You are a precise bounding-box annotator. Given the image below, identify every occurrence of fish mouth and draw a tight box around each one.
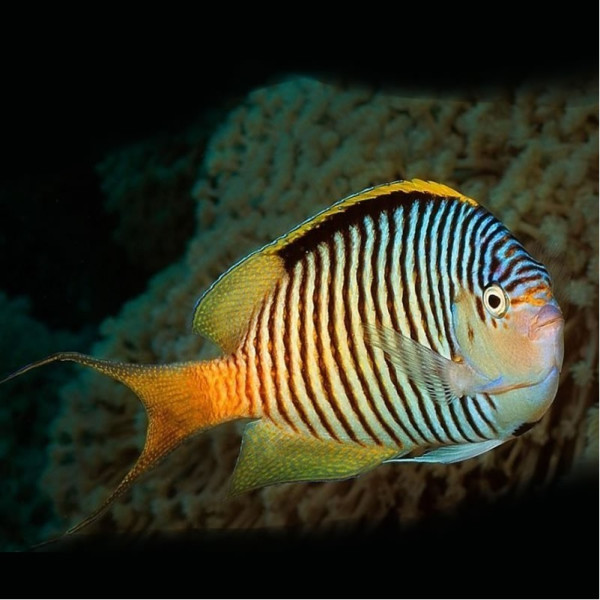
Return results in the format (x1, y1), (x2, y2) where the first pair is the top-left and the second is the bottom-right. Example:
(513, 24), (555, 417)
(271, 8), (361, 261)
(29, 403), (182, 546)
(529, 304), (565, 369)
(529, 304), (564, 340)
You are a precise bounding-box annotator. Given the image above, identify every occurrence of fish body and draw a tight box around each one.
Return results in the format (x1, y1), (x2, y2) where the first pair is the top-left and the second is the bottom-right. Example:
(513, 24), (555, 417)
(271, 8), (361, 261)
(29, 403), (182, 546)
(3, 179), (564, 534)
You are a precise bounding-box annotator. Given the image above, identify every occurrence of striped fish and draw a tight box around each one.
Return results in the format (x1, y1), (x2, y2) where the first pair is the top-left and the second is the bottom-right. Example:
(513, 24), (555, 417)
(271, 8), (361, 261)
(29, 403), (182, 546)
(3, 179), (564, 535)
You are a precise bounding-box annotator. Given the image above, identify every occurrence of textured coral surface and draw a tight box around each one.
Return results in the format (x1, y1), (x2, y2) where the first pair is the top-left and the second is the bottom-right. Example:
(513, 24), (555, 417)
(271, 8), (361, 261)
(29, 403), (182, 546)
(36, 77), (598, 543)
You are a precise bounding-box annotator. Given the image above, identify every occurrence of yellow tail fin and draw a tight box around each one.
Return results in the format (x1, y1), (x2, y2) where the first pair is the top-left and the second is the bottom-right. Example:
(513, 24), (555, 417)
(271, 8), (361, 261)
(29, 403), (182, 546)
(2, 352), (232, 537)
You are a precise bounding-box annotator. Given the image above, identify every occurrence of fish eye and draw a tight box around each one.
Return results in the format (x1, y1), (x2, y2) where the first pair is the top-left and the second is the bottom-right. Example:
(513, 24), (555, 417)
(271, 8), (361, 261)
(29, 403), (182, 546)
(483, 283), (509, 318)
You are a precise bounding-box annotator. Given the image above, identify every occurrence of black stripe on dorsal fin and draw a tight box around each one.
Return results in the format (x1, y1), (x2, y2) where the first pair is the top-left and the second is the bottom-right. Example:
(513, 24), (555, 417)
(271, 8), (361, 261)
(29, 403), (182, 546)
(273, 180), (475, 269)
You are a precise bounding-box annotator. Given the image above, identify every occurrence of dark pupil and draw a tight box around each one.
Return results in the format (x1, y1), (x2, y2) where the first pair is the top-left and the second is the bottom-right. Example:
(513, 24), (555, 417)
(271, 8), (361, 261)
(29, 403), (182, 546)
(488, 293), (501, 309)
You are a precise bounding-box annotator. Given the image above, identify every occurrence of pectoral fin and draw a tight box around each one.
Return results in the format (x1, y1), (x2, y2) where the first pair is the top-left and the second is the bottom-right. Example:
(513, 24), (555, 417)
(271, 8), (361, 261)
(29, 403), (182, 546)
(363, 322), (495, 403)
(229, 420), (398, 495)
(385, 439), (505, 464)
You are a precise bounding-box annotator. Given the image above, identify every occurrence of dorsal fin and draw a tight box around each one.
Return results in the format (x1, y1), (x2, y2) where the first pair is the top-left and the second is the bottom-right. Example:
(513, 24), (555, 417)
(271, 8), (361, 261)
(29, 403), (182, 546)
(274, 179), (475, 250)
(192, 250), (285, 353)
(192, 179), (474, 354)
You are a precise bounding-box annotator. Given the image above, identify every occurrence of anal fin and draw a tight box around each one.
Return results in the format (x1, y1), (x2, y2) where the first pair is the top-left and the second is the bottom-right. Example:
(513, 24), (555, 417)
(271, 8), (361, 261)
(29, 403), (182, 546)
(385, 439), (505, 465)
(229, 420), (399, 495)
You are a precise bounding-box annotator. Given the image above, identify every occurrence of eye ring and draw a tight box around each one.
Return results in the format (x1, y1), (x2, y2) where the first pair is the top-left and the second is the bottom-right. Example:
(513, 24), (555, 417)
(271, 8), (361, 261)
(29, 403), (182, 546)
(483, 283), (509, 318)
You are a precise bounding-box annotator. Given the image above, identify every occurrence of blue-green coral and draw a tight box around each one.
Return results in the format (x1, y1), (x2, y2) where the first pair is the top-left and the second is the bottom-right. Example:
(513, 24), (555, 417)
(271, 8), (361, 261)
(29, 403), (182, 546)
(34, 77), (599, 538)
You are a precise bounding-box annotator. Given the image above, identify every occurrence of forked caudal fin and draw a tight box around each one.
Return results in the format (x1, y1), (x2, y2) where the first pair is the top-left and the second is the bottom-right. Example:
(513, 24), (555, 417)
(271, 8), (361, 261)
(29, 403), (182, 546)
(1, 352), (234, 537)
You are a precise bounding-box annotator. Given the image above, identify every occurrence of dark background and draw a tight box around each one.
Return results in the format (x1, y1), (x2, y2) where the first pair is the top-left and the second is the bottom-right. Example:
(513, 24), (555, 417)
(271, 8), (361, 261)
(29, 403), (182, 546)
(0, 47), (597, 595)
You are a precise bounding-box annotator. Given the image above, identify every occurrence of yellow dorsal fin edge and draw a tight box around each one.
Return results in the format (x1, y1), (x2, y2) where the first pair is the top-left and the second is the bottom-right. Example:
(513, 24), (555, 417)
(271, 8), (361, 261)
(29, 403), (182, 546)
(267, 179), (477, 252)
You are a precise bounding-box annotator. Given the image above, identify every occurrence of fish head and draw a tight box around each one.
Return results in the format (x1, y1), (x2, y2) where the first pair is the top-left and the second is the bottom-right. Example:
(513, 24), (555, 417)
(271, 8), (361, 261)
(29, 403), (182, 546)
(452, 271), (564, 427)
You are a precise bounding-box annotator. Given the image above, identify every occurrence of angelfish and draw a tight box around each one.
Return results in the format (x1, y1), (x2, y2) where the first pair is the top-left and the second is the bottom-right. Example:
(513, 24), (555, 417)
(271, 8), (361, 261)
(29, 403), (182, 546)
(3, 179), (565, 535)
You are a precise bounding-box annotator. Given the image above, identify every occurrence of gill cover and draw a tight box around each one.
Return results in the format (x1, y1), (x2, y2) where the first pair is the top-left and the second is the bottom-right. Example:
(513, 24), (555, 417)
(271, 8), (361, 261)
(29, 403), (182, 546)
(453, 290), (525, 383)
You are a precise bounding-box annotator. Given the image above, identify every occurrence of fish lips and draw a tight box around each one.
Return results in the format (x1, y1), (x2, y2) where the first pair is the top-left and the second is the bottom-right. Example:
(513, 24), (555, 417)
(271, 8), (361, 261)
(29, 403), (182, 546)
(528, 304), (564, 340)
(527, 303), (565, 373)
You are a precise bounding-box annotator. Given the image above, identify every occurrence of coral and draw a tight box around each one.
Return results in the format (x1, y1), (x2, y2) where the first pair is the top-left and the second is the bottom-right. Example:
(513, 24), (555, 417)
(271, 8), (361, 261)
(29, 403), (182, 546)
(40, 77), (598, 540)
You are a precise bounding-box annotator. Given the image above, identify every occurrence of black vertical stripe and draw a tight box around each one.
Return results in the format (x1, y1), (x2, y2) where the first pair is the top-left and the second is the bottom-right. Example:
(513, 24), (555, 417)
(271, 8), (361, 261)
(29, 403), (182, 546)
(460, 205), (486, 295)
(423, 203), (446, 353)
(371, 214), (421, 446)
(240, 316), (255, 417)
(340, 228), (384, 444)
(302, 254), (340, 442)
(437, 201), (457, 338)
(269, 281), (299, 433)
(232, 345), (245, 411)
(448, 203), (471, 328)
(466, 211), (494, 294)
(384, 208), (429, 443)
(454, 202), (469, 289)
(449, 202), (471, 297)
(255, 299), (270, 421)
(351, 223), (404, 448)
(472, 395), (499, 435)
(414, 201), (463, 444)
(483, 394), (498, 411)
(283, 265), (319, 438)
(314, 244), (361, 444)
(397, 206), (444, 444)
(435, 199), (457, 356)
(434, 403), (460, 444)
(414, 203), (466, 443)
(411, 200), (437, 351)
(330, 234), (380, 445)
(448, 402), (477, 443)
(477, 221), (504, 290)
(481, 228), (507, 285)
(459, 397), (486, 439)
(456, 206), (476, 288)
(399, 205), (422, 344)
